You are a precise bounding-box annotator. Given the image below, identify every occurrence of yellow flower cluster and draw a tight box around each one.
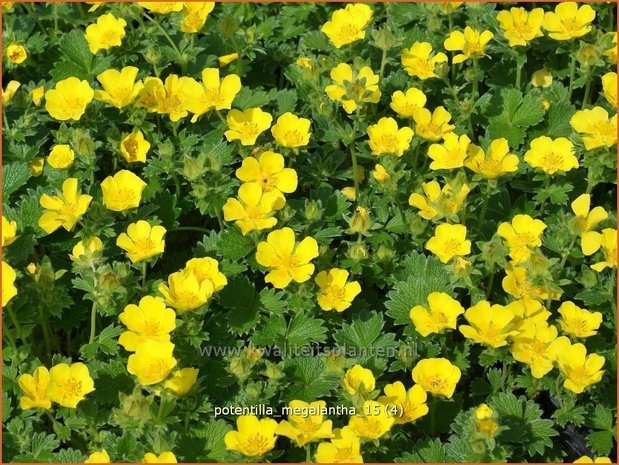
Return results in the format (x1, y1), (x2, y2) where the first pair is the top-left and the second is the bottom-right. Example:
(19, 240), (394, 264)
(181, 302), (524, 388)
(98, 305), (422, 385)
(18, 363), (94, 409)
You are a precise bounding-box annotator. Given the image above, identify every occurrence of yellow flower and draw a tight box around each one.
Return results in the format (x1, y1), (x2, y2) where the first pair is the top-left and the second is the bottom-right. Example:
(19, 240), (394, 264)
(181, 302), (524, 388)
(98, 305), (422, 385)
(556, 342), (604, 394)
(367, 117), (414, 156)
(29, 157), (45, 176)
(236, 150), (298, 198)
(255, 227), (319, 289)
(390, 88), (427, 118)
(181, 2), (215, 33)
(47, 363), (95, 408)
(372, 164), (390, 183)
(163, 368), (199, 396)
(502, 264), (557, 302)
(588, 228), (617, 272)
(413, 106), (455, 141)
(570, 107), (617, 150)
(571, 194), (608, 254)
(410, 291), (464, 337)
(85, 450), (110, 463)
(223, 183), (284, 235)
(408, 179), (470, 220)
(320, 3), (373, 49)
(38, 178), (93, 234)
(224, 415), (279, 457)
(315, 268), (361, 312)
(524, 136), (579, 175)
(601, 72), (617, 108)
(531, 68), (553, 88)
(444, 27), (494, 63)
(158, 75), (189, 121)
(179, 68), (241, 121)
(315, 427), (363, 464)
(6, 43), (27, 64)
(342, 364), (375, 395)
(120, 130), (151, 163)
(94, 67), (143, 109)
(69, 236), (103, 263)
(138, 2), (184, 14)
(295, 57), (313, 71)
(48, 144), (75, 169)
(135, 77), (164, 112)
(101, 170), (147, 212)
(84, 13), (127, 54)
(225, 107), (273, 146)
(184, 257), (227, 292)
(412, 358), (461, 398)
(428, 133), (473, 170)
(543, 2), (595, 41)
(116, 220), (166, 263)
(2, 215), (17, 247)
(2, 80), (20, 105)
(30, 85), (44, 106)
(142, 452), (177, 463)
(325, 63), (381, 114)
(401, 42), (448, 80)
(271, 112), (312, 148)
(511, 321), (570, 378)
(603, 32), (617, 63)
(17, 367), (51, 410)
(496, 7), (544, 47)
(459, 301), (518, 348)
(340, 187), (357, 201)
(574, 456), (612, 463)
(276, 400), (334, 447)
(558, 301), (602, 338)
(474, 404), (499, 437)
(348, 401), (394, 440)
(218, 52), (239, 67)
(507, 298), (551, 327)
(497, 214), (547, 263)
(465, 138), (519, 179)
(127, 340), (177, 385)
(45, 77), (94, 121)
(378, 382), (428, 424)
(118, 296), (176, 352)
(439, 2), (463, 13)
(426, 223), (471, 263)
(157, 268), (213, 312)
(2, 2), (13, 11)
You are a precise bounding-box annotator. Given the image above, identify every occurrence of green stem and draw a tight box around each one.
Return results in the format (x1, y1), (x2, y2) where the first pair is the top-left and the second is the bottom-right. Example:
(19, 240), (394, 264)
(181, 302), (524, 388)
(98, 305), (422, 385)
(448, 14), (456, 83)
(515, 60), (522, 89)
(7, 306), (23, 338)
(350, 109), (361, 201)
(38, 306), (52, 359)
(378, 48), (388, 81)
(88, 302), (97, 344)
(559, 236), (577, 271)
(478, 182), (492, 225)
(412, 144), (421, 170)
(485, 272), (495, 300)
(141, 262), (148, 288)
(582, 71), (592, 109)
(173, 173), (181, 198)
(305, 444), (312, 463)
(169, 226), (211, 234)
(567, 52), (577, 101)
(3, 111), (10, 134)
(3, 328), (18, 355)
(144, 13), (186, 72)
(215, 109), (227, 125)
(429, 397), (436, 436)
(214, 208), (224, 230)
(539, 176), (551, 216)
(472, 57), (479, 99)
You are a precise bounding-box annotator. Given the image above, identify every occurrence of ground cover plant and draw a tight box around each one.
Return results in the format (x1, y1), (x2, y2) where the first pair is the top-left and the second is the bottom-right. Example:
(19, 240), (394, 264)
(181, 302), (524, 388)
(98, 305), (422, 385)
(1, 1), (618, 463)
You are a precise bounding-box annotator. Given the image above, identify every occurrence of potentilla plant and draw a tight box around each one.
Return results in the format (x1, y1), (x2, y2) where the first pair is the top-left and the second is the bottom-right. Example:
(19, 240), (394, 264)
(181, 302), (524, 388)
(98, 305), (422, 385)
(1, 1), (617, 463)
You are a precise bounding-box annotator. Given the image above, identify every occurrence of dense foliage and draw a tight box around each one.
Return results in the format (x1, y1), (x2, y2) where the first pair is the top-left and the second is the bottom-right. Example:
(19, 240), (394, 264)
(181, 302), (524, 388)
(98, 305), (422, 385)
(2, 1), (617, 463)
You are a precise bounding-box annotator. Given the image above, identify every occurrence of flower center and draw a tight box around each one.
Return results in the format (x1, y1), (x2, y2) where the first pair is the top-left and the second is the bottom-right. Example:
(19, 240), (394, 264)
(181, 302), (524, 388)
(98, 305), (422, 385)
(242, 434), (271, 456)
(59, 377), (82, 398)
(123, 139), (139, 160)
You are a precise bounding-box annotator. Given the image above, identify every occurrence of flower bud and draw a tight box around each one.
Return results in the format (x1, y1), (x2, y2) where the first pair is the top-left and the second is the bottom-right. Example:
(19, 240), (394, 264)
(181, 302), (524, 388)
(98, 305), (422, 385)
(305, 200), (321, 221)
(347, 207), (372, 235)
(348, 244), (368, 261)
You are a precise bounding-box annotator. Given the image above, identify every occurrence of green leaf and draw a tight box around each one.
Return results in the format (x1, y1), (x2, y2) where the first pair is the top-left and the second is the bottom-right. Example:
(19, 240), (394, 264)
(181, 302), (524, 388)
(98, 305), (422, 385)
(219, 276), (259, 334)
(233, 87), (271, 110)
(286, 312), (327, 347)
(491, 392), (558, 457)
(300, 30), (331, 51)
(258, 288), (287, 314)
(334, 311), (397, 354)
(195, 420), (233, 461)
(57, 30), (93, 76)
(396, 439), (446, 462)
(386, 252), (451, 325)
(217, 229), (254, 261)
(284, 357), (339, 401)
(512, 92), (545, 127)
(588, 404), (614, 430)
(586, 430), (615, 456)
(2, 162), (31, 199)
